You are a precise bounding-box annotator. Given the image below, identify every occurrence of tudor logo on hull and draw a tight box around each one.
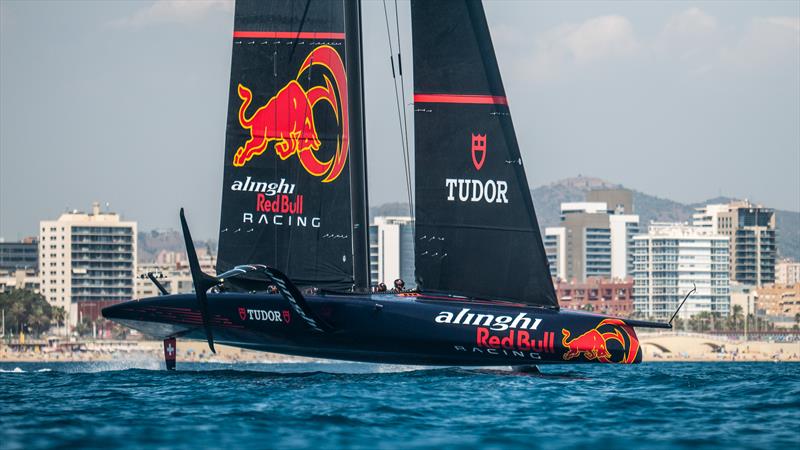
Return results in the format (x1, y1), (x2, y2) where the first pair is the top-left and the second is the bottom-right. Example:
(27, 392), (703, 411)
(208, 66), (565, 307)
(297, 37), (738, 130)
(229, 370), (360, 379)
(240, 308), (291, 324)
(435, 308), (542, 331)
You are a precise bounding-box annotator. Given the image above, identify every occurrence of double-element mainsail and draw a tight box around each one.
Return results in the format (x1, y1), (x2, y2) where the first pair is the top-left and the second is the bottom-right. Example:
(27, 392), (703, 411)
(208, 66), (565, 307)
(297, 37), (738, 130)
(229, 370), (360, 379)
(217, 0), (368, 291)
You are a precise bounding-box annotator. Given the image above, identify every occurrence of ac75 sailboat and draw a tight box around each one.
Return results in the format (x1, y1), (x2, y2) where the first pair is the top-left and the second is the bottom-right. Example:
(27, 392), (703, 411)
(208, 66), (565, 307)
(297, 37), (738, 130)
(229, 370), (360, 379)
(103, 0), (681, 370)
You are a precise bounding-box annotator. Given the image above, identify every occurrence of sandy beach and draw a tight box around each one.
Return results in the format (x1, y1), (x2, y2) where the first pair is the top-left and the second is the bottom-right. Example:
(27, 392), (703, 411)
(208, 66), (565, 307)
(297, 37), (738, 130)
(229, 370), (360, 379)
(0, 339), (314, 364)
(637, 332), (800, 362)
(2, 333), (798, 364)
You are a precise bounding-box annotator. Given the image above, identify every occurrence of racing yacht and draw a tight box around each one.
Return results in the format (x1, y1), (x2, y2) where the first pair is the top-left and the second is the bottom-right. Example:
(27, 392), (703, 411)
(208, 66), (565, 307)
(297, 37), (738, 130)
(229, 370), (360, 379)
(104, 0), (680, 370)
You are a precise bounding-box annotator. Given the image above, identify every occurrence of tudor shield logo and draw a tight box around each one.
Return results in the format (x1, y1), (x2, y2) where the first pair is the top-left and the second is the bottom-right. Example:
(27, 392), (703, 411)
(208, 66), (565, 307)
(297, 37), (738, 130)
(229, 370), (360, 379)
(471, 133), (486, 171)
(238, 307), (247, 321)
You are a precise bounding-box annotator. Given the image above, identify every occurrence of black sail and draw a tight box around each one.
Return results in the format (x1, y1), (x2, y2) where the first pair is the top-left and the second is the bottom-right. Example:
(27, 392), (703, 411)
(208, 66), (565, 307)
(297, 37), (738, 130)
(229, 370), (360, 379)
(217, 0), (357, 290)
(411, 0), (558, 308)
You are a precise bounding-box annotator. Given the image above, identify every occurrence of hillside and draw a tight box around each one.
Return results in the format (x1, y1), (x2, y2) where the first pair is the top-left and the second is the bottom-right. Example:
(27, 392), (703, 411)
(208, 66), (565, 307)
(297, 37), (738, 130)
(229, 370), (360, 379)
(137, 229), (217, 264)
(774, 210), (800, 261)
(370, 176), (800, 261)
(532, 176), (799, 261)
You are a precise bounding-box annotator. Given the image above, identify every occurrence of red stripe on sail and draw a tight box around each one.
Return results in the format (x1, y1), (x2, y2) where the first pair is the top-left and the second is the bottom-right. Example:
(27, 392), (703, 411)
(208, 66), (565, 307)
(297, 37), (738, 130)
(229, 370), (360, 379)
(233, 31), (345, 40)
(414, 93), (508, 105)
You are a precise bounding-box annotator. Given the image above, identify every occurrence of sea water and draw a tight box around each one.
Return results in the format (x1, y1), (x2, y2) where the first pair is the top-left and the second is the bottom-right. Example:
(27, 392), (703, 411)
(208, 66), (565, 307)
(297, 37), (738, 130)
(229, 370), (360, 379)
(1, 362), (798, 449)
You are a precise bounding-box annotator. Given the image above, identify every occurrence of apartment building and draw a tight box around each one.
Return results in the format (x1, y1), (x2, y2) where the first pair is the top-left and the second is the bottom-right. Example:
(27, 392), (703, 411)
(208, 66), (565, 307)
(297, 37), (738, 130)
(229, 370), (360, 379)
(633, 223), (730, 319)
(39, 202), (136, 326)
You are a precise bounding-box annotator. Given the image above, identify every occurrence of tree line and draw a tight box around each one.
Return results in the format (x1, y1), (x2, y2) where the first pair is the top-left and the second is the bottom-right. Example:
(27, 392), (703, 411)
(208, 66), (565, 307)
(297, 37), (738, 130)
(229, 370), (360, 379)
(0, 289), (65, 337)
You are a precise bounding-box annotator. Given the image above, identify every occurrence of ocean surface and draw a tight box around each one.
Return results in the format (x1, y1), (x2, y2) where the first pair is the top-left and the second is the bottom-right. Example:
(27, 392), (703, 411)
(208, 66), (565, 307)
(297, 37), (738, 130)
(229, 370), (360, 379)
(1, 361), (798, 449)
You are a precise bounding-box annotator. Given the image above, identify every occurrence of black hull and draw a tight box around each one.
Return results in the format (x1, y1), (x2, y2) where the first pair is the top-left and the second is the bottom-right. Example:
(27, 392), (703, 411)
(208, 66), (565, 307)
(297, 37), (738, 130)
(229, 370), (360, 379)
(103, 292), (642, 366)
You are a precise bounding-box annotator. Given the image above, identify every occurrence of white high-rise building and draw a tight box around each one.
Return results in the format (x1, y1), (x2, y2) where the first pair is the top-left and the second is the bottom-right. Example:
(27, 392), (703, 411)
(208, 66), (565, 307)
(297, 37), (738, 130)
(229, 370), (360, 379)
(369, 216), (415, 289)
(609, 214), (640, 279)
(633, 223), (730, 320)
(544, 190), (639, 282)
(693, 201), (776, 286)
(39, 202), (136, 327)
(544, 227), (566, 279)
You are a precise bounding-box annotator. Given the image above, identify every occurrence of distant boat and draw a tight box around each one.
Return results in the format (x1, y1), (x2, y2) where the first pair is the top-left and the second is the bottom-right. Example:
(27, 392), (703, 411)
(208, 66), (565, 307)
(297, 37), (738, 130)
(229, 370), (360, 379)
(104, 0), (678, 370)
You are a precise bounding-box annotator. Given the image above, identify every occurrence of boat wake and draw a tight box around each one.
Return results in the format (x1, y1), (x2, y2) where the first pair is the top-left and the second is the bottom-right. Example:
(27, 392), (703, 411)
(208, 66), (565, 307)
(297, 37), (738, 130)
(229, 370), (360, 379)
(1, 361), (589, 381)
(0, 367), (52, 373)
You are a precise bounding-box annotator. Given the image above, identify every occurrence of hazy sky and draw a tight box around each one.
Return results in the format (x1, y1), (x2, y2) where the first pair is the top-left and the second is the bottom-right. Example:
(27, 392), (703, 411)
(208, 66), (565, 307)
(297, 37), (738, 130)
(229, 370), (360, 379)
(1, 0), (798, 241)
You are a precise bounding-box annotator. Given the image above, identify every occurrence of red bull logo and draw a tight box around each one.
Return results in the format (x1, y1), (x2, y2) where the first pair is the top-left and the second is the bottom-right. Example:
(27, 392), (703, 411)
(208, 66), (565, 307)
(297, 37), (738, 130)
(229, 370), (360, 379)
(476, 328), (556, 353)
(233, 45), (348, 183)
(561, 318), (640, 364)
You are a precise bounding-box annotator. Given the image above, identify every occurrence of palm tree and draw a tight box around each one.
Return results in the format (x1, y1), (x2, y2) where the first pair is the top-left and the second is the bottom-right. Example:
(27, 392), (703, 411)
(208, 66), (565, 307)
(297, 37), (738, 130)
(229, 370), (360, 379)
(74, 318), (92, 337)
(694, 312), (712, 333)
(731, 305), (744, 331)
(711, 312), (724, 332)
(0, 289), (56, 336)
(52, 307), (66, 334)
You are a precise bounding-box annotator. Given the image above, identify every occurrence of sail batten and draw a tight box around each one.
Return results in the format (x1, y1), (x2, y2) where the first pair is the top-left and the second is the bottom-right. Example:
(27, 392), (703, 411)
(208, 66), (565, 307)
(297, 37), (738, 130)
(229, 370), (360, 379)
(411, 0), (558, 308)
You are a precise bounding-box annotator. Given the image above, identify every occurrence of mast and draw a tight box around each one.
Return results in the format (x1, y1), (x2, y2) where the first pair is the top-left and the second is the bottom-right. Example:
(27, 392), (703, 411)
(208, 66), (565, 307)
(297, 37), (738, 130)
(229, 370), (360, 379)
(344, 0), (370, 290)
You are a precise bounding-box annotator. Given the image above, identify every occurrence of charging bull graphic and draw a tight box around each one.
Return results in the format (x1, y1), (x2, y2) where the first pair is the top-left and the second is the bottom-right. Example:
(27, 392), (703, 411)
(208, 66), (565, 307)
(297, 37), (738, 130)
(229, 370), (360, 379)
(562, 318), (640, 364)
(233, 45), (348, 183)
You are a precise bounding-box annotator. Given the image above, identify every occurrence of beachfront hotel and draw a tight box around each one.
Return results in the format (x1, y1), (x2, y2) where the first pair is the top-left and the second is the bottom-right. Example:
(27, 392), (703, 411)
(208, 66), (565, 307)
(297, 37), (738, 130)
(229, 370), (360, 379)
(633, 223), (731, 320)
(39, 202), (136, 328)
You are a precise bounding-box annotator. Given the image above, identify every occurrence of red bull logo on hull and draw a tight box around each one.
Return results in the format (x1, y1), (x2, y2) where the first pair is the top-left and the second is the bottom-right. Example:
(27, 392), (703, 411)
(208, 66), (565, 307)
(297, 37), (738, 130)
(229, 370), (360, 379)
(233, 45), (348, 183)
(561, 318), (641, 364)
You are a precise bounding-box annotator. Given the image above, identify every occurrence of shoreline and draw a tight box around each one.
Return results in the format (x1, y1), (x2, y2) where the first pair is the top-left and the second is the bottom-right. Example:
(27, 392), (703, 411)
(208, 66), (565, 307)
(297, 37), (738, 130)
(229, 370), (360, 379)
(637, 333), (800, 362)
(2, 334), (798, 364)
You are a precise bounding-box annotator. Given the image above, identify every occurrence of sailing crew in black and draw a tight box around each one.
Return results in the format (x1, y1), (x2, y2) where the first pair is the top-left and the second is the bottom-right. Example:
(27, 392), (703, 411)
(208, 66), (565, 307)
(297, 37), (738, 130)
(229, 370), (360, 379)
(393, 279), (405, 292)
(376, 283), (387, 292)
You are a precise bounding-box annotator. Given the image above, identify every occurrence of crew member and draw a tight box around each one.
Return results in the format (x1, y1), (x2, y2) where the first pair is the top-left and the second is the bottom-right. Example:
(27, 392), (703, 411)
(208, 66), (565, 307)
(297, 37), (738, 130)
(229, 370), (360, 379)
(376, 282), (387, 292)
(393, 279), (405, 292)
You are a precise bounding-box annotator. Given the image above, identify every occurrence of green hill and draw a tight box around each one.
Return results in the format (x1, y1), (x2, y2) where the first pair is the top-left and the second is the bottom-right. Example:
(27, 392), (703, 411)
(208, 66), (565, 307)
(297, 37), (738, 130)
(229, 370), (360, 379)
(531, 176), (799, 261)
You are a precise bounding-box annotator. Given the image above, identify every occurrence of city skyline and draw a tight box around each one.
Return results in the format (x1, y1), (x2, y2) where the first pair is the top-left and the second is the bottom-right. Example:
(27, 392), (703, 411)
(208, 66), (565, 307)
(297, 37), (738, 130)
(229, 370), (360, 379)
(1, 0), (799, 241)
